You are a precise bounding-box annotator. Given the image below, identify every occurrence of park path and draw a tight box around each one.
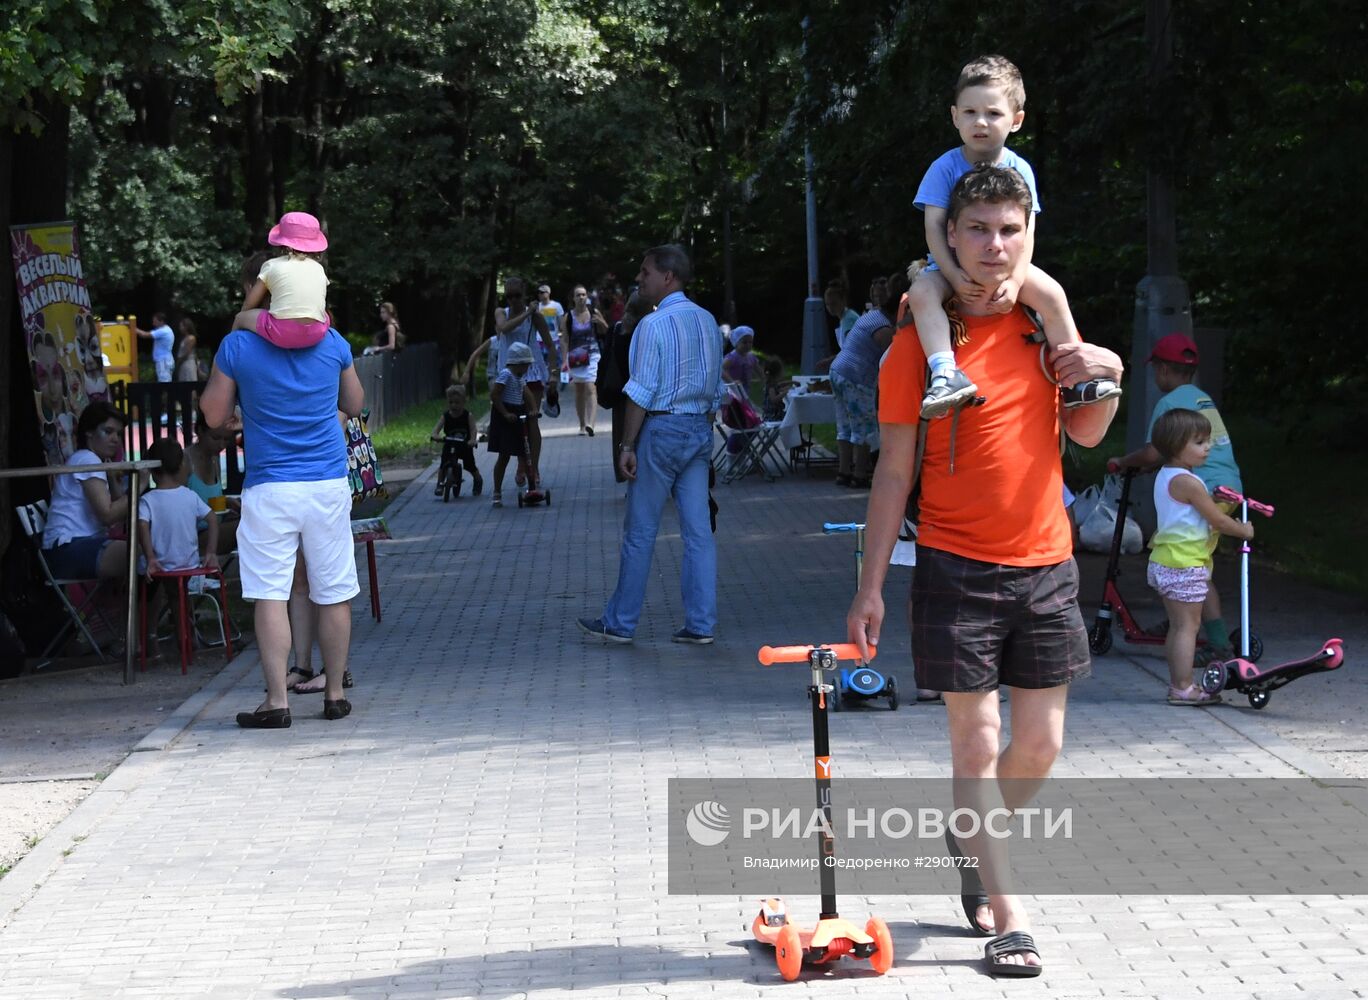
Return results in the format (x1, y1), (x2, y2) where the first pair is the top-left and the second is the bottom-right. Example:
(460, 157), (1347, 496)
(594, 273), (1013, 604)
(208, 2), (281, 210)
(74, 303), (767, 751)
(0, 408), (1364, 1000)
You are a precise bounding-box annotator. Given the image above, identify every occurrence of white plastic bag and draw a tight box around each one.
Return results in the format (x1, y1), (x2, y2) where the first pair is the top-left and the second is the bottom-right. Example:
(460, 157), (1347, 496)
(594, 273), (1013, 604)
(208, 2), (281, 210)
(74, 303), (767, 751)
(1077, 474), (1143, 555)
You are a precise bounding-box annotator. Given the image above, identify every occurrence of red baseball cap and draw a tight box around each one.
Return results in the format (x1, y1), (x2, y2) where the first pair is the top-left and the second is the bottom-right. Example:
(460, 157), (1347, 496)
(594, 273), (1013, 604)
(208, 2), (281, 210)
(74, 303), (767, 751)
(1148, 332), (1199, 365)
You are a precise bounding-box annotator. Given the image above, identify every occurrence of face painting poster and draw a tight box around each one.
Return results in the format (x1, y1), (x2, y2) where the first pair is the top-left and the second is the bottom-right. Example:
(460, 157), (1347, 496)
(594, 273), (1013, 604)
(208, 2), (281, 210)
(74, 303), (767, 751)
(10, 221), (107, 467)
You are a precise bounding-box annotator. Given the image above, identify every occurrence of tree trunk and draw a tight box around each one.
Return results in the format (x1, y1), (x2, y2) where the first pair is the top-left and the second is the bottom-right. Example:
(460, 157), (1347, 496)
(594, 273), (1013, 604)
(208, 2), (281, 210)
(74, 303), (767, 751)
(243, 88), (273, 242)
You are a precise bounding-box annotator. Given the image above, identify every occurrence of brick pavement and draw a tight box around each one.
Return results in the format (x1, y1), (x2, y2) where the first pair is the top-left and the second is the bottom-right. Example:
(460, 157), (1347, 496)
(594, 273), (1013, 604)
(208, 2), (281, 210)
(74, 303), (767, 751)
(0, 410), (1365, 999)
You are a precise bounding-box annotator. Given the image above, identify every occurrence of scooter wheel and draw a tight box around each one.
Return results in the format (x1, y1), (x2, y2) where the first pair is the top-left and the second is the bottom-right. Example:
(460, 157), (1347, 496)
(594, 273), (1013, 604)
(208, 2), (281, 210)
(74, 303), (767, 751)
(830, 682), (843, 713)
(885, 676), (899, 711)
(517, 494), (525, 508)
(1200, 662), (1227, 695)
(776, 924), (803, 981)
(545, 489), (551, 506)
(1088, 622), (1113, 656)
(1248, 689), (1270, 710)
(1229, 630), (1264, 663)
(866, 916), (894, 975)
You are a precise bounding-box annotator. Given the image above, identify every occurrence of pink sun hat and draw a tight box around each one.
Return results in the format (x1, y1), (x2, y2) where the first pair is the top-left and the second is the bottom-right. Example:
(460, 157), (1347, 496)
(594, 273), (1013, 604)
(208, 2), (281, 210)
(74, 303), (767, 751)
(268, 211), (329, 253)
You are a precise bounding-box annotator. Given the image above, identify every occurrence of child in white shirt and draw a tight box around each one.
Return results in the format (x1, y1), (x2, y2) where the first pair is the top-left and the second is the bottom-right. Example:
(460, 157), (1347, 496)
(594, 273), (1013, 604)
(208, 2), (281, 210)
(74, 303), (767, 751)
(138, 438), (218, 659)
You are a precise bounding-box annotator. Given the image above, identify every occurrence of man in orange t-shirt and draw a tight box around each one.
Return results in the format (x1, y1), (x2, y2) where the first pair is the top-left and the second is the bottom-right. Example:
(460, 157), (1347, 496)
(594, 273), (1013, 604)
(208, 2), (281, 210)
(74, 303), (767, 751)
(847, 163), (1122, 974)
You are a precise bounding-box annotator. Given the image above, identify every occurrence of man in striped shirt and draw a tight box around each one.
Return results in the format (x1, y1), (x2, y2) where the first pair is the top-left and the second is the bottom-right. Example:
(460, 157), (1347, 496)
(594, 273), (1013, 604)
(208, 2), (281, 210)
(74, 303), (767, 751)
(579, 244), (724, 645)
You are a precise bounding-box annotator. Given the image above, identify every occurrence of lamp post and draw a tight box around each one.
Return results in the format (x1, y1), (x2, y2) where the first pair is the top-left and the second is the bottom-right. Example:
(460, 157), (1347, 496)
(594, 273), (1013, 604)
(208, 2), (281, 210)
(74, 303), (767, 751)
(799, 16), (827, 374)
(1128, 0), (1192, 452)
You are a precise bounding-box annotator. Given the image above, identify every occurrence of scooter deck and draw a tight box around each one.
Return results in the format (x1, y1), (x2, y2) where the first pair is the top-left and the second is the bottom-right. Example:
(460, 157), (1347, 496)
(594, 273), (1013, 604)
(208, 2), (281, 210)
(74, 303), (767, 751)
(1204, 639), (1344, 706)
(753, 914), (876, 959)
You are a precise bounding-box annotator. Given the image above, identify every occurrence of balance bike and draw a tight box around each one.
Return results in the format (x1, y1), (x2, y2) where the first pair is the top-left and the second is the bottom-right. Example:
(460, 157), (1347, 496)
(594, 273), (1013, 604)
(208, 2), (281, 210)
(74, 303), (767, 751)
(1088, 467), (1261, 661)
(821, 523), (898, 710)
(1198, 487), (1346, 709)
(438, 435), (466, 502)
(515, 415), (550, 508)
(751, 643), (895, 981)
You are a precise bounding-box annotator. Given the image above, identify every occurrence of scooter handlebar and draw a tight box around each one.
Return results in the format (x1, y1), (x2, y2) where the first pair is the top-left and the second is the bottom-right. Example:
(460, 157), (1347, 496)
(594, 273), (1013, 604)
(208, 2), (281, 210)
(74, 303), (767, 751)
(822, 522), (864, 534)
(1212, 485), (1274, 517)
(758, 643), (873, 665)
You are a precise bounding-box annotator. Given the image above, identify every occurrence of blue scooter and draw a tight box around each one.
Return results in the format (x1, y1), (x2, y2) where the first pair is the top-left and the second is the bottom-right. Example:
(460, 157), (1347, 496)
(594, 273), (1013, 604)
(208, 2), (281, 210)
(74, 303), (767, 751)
(822, 522), (898, 711)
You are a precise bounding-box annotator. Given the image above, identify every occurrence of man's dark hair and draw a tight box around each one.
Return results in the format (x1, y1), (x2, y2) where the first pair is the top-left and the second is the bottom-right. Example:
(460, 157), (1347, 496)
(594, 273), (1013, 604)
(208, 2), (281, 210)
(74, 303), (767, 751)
(144, 437), (185, 478)
(240, 251), (273, 290)
(948, 161), (1034, 224)
(75, 400), (127, 448)
(151, 311), (167, 326)
(644, 244), (693, 286)
(1151, 408), (1211, 462)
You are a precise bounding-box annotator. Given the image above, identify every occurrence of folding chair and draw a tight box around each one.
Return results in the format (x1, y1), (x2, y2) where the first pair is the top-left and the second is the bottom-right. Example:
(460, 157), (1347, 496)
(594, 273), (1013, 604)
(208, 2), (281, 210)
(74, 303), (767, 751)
(15, 501), (118, 667)
(713, 383), (786, 483)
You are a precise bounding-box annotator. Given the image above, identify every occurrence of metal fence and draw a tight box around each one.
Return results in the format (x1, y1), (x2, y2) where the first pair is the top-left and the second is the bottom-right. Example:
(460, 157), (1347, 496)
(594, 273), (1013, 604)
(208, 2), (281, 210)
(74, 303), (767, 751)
(353, 343), (444, 431)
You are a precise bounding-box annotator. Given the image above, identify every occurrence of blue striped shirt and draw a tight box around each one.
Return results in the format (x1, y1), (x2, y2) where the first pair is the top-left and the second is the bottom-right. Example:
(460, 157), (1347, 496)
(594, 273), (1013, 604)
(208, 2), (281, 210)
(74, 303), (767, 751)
(495, 367), (527, 405)
(625, 291), (724, 414)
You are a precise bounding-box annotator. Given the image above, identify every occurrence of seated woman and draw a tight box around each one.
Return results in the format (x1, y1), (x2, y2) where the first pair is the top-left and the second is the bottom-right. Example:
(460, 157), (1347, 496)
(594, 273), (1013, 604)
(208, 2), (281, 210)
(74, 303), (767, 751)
(184, 411), (242, 554)
(42, 401), (130, 580)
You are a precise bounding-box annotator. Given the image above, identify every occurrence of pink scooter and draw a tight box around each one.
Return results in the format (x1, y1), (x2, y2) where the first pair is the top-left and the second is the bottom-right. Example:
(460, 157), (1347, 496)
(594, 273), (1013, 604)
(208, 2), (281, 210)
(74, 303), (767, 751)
(1198, 486), (1346, 709)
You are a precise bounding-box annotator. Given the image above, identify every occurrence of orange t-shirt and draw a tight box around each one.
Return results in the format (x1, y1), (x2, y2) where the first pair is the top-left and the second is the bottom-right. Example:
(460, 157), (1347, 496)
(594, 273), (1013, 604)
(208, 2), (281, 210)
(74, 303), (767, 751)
(880, 303), (1071, 567)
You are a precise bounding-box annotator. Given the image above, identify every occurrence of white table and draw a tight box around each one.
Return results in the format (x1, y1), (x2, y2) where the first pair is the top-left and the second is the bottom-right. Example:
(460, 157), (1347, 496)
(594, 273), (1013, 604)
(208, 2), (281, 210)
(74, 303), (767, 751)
(778, 386), (880, 455)
(778, 390), (836, 450)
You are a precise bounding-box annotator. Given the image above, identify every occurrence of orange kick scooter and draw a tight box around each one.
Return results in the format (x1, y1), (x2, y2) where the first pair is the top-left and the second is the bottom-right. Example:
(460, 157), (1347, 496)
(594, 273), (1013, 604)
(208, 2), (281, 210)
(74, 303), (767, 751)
(751, 643), (895, 981)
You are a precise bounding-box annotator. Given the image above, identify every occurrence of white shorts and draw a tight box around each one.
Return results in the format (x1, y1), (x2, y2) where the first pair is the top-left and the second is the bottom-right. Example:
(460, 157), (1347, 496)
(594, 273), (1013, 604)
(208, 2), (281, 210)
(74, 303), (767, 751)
(155, 357), (174, 382)
(238, 478), (359, 604)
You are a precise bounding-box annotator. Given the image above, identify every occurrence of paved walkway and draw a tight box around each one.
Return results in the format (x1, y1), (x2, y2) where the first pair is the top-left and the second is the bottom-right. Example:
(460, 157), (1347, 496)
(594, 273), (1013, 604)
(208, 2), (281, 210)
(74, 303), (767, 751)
(1, 410), (1365, 999)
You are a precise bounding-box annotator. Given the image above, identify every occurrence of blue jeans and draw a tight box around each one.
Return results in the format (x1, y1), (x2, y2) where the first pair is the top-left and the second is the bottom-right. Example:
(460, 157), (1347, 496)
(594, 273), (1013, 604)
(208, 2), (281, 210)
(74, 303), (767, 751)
(602, 413), (716, 636)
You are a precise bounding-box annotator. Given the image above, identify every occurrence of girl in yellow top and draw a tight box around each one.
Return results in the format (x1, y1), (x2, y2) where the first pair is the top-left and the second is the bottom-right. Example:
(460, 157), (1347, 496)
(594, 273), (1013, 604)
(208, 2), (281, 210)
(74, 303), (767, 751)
(232, 212), (331, 348)
(1147, 408), (1254, 706)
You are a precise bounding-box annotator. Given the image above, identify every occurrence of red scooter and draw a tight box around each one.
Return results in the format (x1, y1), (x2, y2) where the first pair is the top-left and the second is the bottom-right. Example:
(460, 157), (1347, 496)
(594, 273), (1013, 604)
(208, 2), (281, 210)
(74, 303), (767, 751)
(515, 415), (550, 508)
(1088, 468), (1261, 661)
(1197, 487), (1346, 709)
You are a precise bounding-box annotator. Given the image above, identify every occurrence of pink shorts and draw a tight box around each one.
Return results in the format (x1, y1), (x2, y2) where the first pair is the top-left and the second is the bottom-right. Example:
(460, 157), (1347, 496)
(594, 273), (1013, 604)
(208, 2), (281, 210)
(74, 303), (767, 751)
(257, 312), (328, 349)
(1147, 562), (1209, 603)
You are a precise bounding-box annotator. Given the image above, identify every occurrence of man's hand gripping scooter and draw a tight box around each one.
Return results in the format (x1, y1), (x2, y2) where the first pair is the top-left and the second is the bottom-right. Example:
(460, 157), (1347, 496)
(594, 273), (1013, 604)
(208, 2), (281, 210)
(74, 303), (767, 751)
(750, 643), (895, 981)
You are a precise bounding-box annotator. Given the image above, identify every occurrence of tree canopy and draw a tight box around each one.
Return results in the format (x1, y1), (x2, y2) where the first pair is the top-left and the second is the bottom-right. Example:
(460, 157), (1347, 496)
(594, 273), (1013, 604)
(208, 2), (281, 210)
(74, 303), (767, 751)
(4, 0), (1365, 413)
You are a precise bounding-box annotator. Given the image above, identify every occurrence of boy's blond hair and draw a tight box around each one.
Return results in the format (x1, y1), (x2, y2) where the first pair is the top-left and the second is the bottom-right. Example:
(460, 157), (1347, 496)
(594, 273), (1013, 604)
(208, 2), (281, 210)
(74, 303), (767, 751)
(445, 383), (467, 402)
(955, 54), (1025, 112)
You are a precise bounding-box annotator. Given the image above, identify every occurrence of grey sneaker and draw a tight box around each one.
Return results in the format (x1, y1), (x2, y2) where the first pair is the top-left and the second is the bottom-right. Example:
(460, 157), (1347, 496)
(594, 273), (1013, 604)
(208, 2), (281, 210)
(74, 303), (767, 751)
(1061, 378), (1122, 408)
(671, 628), (715, 645)
(577, 617), (633, 644)
(920, 368), (979, 420)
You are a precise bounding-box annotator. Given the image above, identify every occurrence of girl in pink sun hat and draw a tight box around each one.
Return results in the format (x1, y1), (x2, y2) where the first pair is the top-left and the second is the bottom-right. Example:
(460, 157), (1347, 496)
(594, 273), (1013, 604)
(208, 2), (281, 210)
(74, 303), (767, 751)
(232, 211), (333, 349)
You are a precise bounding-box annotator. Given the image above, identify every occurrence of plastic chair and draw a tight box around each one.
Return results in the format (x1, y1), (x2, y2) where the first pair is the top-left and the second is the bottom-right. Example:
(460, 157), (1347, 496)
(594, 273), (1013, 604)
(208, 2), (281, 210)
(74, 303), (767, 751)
(14, 501), (117, 667)
(139, 566), (232, 673)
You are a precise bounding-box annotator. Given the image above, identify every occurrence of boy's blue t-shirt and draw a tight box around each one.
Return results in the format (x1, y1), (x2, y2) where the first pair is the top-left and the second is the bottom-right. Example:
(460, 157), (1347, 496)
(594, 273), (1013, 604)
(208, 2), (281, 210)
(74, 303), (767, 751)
(1147, 382), (1243, 493)
(215, 329), (353, 489)
(914, 147), (1042, 215)
(150, 324), (175, 362)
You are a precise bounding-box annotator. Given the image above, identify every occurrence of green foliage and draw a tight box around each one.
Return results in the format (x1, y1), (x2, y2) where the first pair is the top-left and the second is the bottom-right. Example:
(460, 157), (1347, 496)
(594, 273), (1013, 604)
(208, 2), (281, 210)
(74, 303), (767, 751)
(370, 395), (489, 462)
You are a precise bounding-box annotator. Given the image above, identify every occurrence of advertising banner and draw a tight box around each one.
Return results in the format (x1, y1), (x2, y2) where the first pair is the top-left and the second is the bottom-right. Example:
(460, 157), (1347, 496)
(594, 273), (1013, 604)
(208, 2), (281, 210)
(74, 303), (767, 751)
(9, 221), (106, 467)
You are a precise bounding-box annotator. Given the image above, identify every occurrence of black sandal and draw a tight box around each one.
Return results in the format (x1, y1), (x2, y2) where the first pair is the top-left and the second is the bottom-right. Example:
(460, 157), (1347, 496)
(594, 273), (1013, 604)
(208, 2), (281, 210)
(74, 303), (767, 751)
(292, 670), (354, 694)
(284, 667), (314, 692)
(323, 698), (352, 721)
(984, 931), (1042, 977)
(945, 828), (994, 936)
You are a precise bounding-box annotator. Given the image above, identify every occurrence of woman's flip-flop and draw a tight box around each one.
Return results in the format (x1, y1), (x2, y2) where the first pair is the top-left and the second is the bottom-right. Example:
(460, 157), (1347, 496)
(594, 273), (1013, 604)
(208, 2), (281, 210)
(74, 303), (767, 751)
(270, 667), (314, 693)
(945, 827), (994, 936)
(984, 931), (1043, 978)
